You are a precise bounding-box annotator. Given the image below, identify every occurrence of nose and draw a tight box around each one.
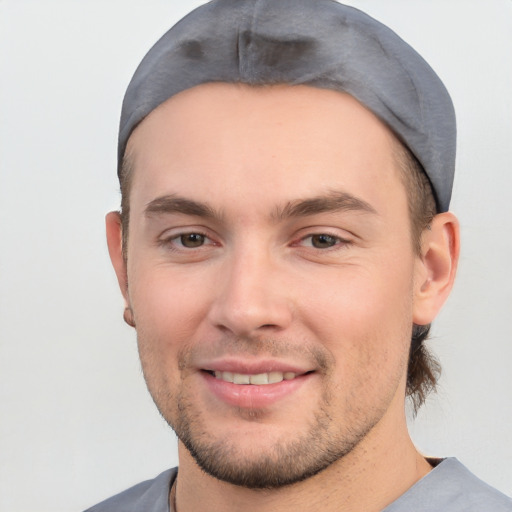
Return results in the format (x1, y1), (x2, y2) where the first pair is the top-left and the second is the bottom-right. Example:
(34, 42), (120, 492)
(208, 247), (293, 337)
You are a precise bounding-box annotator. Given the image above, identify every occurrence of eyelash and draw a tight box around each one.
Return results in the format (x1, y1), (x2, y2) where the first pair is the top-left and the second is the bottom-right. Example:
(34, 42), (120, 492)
(295, 232), (352, 251)
(158, 231), (215, 251)
(158, 230), (351, 254)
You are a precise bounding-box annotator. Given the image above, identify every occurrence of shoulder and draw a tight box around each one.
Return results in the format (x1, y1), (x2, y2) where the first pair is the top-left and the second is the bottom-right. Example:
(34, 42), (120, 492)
(83, 468), (177, 512)
(385, 458), (512, 512)
(441, 459), (512, 510)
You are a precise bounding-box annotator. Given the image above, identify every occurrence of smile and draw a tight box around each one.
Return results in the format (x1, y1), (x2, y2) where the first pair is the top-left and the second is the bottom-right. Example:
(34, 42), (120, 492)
(200, 366), (314, 408)
(213, 371), (298, 385)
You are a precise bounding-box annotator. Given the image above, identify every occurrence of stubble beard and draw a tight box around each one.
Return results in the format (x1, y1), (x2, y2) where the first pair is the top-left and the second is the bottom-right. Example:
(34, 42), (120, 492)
(170, 385), (375, 489)
(139, 335), (389, 490)
(138, 332), (396, 489)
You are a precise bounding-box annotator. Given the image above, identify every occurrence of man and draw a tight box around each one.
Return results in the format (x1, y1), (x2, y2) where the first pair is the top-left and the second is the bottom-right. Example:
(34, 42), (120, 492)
(87, 0), (512, 510)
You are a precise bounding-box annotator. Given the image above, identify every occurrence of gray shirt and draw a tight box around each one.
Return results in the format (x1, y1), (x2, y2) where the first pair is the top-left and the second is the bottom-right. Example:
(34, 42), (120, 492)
(85, 458), (512, 511)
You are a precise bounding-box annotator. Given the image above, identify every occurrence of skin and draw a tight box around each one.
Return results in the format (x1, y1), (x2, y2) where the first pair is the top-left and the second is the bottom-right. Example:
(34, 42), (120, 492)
(107, 83), (459, 512)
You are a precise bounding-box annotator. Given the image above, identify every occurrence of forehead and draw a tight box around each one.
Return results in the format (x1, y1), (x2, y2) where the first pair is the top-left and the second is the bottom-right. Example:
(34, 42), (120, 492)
(126, 83), (407, 220)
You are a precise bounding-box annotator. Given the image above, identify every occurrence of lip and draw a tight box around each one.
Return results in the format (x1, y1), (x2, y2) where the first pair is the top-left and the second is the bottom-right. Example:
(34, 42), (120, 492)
(199, 357), (311, 376)
(198, 358), (315, 409)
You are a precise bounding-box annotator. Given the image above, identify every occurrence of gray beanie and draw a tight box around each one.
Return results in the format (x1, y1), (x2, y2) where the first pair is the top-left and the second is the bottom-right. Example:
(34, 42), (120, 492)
(119, 0), (456, 211)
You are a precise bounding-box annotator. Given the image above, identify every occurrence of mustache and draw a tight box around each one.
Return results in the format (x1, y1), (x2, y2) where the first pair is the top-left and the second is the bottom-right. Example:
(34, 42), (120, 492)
(177, 335), (334, 373)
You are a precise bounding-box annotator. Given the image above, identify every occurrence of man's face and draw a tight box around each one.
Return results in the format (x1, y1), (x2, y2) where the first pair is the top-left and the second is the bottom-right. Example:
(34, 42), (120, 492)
(114, 84), (427, 488)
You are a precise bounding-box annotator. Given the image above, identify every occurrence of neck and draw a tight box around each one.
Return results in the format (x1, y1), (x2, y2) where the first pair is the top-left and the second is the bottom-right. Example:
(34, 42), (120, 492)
(173, 407), (431, 512)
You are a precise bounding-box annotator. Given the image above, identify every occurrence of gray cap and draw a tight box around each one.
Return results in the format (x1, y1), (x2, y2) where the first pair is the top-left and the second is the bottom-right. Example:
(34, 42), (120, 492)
(119, 0), (456, 212)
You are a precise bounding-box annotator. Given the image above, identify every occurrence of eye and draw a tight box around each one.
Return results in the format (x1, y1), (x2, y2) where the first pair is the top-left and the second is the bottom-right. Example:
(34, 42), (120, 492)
(178, 233), (206, 248)
(158, 231), (214, 251)
(297, 233), (349, 250)
(309, 234), (339, 249)
(156, 229), (220, 262)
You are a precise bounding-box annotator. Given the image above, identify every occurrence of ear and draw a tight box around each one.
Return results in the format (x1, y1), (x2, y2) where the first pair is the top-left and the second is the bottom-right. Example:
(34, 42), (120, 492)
(105, 211), (129, 304)
(413, 212), (460, 325)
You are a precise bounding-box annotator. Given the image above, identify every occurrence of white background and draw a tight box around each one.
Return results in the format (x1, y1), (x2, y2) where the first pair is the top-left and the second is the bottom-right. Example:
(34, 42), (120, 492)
(0, 1), (511, 511)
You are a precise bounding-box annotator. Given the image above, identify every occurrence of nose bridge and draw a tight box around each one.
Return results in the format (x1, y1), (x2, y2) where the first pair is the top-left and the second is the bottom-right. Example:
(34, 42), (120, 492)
(209, 240), (292, 336)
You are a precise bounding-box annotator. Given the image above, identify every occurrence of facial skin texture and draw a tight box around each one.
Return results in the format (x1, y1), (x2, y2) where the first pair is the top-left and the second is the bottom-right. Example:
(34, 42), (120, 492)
(107, 84), (459, 511)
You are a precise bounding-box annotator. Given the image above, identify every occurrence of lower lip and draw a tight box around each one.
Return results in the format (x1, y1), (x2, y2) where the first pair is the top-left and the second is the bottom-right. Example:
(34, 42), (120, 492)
(201, 371), (312, 409)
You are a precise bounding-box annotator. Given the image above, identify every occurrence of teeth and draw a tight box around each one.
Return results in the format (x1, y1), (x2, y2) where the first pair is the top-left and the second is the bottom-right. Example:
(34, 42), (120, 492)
(249, 373), (269, 385)
(268, 371), (284, 384)
(214, 371), (233, 382)
(233, 373), (251, 384)
(213, 371), (297, 385)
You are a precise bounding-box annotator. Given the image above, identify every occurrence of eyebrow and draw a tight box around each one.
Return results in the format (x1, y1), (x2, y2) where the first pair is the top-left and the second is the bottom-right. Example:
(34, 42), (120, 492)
(271, 190), (377, 222)
(144, 190), (377, 222)
(144, 195), (220, 219)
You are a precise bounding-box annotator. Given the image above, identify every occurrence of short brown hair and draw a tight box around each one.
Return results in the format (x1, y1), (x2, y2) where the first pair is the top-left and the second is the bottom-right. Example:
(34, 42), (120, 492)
(119, 148), (134, 255)
(395, 141), (441, 413)
(118, 103), (440, 414)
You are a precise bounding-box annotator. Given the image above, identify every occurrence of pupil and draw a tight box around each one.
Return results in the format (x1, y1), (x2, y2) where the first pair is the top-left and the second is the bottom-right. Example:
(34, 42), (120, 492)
(181, 233), (204, 247)
(312, 234), (336, 248)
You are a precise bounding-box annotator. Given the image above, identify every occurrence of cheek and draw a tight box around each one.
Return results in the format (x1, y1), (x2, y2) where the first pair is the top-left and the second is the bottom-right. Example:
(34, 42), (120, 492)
(299, 259), (414, 386)
(302, 257), (414, 328)
(128, 264), (213, 357)
(128, 267), (214, 410)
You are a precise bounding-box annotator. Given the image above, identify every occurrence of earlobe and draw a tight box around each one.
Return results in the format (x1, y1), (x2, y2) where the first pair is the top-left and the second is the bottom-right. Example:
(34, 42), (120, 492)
(412, 212), (460, 325)
(105, 211), (129, 302)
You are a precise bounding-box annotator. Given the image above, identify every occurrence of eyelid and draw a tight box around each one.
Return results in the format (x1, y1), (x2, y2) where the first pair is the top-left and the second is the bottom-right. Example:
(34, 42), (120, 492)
(296, 233), (351, 249)
(291, 226), (354, 246)
(157, 226), (220, 249)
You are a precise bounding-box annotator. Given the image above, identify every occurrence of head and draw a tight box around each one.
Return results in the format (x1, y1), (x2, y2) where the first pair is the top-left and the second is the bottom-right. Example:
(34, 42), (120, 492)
(107, 0), (459, 489)
(118, 117), (440, 412)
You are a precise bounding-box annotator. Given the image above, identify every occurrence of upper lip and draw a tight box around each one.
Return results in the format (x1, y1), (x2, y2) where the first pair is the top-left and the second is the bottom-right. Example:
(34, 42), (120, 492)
(197, 357), (313, 375)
